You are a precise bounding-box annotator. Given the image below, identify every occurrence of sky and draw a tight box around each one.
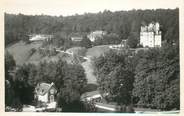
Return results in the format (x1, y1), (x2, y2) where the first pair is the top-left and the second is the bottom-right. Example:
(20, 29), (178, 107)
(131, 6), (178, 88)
(2, 0), (181, 16)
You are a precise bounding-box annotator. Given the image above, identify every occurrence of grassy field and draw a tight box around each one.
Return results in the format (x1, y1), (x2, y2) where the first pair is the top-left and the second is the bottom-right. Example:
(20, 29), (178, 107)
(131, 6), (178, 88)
(86, 45), (111, 58)
(6, 41), (74, 65)
(6, 41), (42, 65)
(66, 47), (87, 56)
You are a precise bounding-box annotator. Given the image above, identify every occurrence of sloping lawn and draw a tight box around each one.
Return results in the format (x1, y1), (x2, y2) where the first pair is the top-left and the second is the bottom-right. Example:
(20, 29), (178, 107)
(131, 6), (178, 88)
(86, 45), (111, 58)
(6, 41), (42, 65)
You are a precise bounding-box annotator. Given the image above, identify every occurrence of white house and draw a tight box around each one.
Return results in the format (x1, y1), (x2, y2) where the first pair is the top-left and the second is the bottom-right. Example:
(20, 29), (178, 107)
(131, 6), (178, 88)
(140, 22), (162, 47)
(71, 36), (83, 42)
(109, 39), (128, 50)
(87, 30), (107, 42)
(29, 34), (53, 42)
(35, 82), (57, 103)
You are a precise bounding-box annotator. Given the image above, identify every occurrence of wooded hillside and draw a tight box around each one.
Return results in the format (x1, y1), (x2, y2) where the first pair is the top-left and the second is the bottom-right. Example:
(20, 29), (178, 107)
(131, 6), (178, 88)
(5, 9), (179, 46)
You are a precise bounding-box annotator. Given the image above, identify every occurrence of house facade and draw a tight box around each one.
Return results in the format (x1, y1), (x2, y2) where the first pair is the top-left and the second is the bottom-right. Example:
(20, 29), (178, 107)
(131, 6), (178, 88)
(87, 30), (107, 42)
(140, 22), (162, 47)
(71, 36), (83, 42)
(109, 39), (128, 50)
(29, 34), (53, 42)
(35, 82), (57, 103)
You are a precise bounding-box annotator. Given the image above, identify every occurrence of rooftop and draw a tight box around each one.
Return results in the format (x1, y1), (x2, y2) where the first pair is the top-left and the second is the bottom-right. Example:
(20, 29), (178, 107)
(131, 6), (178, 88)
(35, 82), (56, 96)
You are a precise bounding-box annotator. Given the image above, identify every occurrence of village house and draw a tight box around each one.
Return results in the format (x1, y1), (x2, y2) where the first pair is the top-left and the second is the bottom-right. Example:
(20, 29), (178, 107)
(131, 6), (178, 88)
(29, 34), (53, 42)
(109, 39), (128, 50)
(87, 30), (107, 42)
(35, 82), (57, 104)
(70, 33), (84, 42)
(71, 36), (83, 42)
(22, 82), (58, 112)
(140, 22), (162, 47)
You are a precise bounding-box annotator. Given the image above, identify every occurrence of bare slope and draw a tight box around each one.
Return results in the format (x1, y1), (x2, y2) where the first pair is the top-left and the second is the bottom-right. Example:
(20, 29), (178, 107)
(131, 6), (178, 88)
(81, 45), (111, 85)
(6, 41), (42, 65)
(6, 41), (76, 65)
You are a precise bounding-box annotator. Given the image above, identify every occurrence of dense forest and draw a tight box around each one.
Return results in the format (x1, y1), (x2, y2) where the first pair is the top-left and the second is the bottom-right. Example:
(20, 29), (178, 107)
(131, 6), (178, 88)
(93, 43), (179, 110)
(5, 8), (179, 46)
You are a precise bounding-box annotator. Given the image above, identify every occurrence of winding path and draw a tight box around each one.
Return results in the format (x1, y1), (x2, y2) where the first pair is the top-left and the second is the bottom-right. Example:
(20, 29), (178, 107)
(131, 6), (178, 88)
(81, 56), (97, 84)
(55, 47), (97, 84)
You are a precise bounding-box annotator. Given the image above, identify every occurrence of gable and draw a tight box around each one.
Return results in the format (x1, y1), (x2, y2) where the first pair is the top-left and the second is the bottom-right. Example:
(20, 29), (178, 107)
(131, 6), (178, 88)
(35, 82), (57, 96)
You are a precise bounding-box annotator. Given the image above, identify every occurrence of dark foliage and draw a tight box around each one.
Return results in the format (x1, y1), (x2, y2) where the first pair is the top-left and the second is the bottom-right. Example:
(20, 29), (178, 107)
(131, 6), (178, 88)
(132, 43), (180, 110)
(5, 9), (179, 47)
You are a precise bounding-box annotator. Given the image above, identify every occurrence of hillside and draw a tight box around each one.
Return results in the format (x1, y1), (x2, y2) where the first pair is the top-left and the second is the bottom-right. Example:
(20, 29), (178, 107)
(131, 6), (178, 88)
(6, 41), (74, 65)
(5, 9), (179, 46)
(86, 45), (111, 58)
(6, 41), (42, 65)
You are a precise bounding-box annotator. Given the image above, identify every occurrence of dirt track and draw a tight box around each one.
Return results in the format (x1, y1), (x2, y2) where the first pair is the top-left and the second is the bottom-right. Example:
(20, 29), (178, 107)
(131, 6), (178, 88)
(81, 56), (97, 85)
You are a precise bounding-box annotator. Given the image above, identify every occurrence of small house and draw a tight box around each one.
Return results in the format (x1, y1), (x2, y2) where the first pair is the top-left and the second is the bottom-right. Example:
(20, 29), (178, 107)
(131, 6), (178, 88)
(87, 30), (107, 42)
(71, 36), (83, 42)
(35, 82), (57, 103)
(29, 34), (53, 42)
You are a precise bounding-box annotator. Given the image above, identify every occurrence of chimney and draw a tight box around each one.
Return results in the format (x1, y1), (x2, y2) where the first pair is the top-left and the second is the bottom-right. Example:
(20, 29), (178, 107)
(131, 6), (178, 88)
(51, 82), (54, 86)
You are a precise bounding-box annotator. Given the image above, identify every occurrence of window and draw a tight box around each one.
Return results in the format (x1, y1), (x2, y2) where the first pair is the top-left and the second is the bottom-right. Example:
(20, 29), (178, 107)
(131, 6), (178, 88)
(50, 95), (54, 102)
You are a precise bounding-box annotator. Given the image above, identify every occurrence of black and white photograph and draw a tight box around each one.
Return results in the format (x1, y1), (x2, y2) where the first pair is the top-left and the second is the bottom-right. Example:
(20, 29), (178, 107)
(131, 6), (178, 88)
(3, 0), (182, 114)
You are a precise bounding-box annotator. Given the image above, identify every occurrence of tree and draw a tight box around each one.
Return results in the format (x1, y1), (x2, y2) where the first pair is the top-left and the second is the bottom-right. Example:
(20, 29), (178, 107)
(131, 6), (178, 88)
(14, 64), (36, 104)
(127, 32), (139, 48)
(93, 50), (134, 105)
(56, 64), (87, 111)
(5, 51), (16, 106)
(132, 44), (179, 110)
(63, 64), (87, 94)
(93, 33), (121, 46)
(5, 51), (16, 80)
(107, 64), (134, 105)
(80, 36), (92, 48)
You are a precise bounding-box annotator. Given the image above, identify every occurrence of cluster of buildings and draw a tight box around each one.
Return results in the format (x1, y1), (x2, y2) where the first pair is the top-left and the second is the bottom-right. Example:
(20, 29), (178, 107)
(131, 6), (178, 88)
(70, 30), (107, 42)
(29, 30), (107, 43)
(29, 22), (162, 49)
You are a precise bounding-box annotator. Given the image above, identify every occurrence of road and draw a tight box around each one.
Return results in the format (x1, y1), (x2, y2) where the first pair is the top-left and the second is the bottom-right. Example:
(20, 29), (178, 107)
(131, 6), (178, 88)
(55, 48), (97, 84)
(81, 56), (97, 84)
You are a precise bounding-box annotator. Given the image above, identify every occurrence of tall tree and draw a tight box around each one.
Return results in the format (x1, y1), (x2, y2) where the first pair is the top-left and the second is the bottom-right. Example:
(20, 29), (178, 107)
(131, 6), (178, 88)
(93, 50), (134, 105)
(80, 36), (92, 48)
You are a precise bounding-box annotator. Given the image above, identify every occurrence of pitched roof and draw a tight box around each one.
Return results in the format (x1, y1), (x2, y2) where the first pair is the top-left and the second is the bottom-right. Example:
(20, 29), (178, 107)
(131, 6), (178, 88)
(35, 82), (56, 96)
(88, 31), (106, 36)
